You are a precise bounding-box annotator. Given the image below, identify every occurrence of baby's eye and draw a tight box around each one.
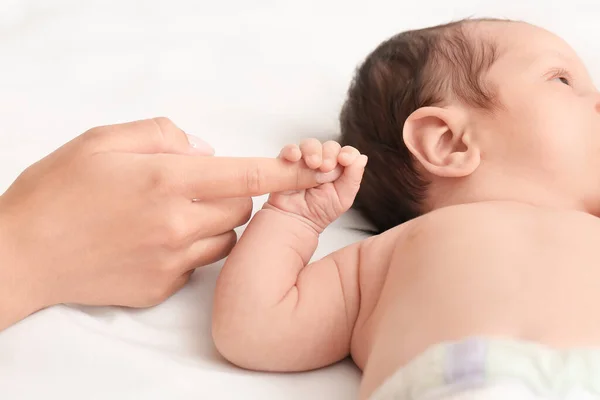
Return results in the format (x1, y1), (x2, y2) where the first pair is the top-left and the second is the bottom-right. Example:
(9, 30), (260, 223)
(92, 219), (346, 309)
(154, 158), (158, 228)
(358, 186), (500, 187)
(554, 76), (571, 86)
(549, 68), (572, 86)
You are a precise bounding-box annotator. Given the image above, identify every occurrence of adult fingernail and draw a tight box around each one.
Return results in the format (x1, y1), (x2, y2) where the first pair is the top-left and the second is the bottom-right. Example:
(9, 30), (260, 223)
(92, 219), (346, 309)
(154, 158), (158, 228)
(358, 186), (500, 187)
(187, 134), (215, 155)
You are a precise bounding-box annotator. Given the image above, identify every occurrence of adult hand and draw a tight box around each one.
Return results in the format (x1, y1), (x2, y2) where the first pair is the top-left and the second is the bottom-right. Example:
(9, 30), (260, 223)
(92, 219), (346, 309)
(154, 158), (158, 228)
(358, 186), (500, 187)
(0, 117), (331, 330)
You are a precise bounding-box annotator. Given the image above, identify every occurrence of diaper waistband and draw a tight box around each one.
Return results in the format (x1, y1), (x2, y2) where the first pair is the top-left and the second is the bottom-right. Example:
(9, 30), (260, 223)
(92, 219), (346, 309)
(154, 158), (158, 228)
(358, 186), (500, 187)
(370, 336), (600, 399)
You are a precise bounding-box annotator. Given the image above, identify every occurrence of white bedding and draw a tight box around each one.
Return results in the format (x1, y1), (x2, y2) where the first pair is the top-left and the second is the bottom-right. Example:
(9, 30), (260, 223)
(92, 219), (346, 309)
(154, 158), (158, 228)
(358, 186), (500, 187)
(0, 1), (599, 399)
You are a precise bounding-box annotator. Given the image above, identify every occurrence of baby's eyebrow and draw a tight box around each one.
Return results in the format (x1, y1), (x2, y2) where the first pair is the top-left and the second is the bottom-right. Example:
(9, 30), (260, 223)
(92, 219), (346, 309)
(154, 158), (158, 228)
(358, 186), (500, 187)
(523, 50), (575, 73)
(529, 50), (596, 88)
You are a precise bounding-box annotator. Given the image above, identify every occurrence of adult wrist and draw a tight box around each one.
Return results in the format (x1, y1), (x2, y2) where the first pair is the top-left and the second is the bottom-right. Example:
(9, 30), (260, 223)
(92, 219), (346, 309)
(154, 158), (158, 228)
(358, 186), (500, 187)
(0, 196), (48, 330)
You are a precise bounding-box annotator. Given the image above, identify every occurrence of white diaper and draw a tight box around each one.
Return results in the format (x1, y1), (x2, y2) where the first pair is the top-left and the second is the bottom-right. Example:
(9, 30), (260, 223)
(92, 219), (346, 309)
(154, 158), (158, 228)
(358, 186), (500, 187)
(369, 337), (600, 400)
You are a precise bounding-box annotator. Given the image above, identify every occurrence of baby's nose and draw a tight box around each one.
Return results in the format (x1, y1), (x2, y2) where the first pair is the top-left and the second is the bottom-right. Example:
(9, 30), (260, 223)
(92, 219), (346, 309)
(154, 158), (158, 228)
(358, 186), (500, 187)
(593, 91), (600, 114)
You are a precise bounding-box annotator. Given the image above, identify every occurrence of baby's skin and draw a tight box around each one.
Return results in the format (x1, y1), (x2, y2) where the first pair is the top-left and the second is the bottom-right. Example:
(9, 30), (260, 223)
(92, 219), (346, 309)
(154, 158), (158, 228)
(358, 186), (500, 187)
(211, 138), (600, 398)
(213, 21), (600, 399)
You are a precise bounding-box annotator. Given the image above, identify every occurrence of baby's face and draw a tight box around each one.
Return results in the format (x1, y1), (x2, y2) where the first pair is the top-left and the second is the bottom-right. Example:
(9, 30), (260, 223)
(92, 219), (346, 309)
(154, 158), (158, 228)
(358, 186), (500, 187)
(475, 22), (600, 212)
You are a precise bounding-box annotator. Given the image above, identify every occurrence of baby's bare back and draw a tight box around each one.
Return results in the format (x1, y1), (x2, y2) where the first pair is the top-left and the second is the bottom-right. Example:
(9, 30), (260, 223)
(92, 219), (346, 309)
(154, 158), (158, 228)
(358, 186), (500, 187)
(353, 201), (600, 398)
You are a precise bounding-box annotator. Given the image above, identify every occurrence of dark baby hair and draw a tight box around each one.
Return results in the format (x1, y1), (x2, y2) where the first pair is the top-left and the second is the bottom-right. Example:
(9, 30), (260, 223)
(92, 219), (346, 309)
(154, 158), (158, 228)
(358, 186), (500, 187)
(340, 18), (504, 233)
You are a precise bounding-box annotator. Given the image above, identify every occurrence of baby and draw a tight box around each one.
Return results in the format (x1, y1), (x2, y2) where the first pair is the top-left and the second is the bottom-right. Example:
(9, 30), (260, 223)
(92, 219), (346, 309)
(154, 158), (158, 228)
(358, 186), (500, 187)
(212, 18), (600, 399)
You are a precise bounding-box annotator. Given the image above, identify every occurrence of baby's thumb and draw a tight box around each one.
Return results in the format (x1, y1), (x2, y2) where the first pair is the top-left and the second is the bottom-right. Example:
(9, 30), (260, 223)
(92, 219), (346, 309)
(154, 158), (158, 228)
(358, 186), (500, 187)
(316, 166), (343, 184)
(334, 155), (368, 206)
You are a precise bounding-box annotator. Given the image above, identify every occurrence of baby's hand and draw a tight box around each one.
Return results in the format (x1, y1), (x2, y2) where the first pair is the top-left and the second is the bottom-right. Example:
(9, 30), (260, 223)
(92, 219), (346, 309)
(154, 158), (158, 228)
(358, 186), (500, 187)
(266, 139), (367, 233)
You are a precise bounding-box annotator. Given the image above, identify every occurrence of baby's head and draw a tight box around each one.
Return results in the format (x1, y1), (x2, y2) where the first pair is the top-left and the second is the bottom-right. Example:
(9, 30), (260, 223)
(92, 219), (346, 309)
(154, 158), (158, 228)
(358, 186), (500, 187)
(341, 19), (600, 232)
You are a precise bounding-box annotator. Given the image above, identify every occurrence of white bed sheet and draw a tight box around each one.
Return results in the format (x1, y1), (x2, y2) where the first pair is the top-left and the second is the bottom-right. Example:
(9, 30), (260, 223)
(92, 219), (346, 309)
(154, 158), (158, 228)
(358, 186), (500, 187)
(0, 1), (599, 399)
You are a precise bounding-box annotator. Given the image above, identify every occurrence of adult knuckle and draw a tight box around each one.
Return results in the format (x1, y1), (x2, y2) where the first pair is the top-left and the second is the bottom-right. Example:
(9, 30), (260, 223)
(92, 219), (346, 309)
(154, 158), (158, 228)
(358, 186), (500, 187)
(149, 117), (170, 143)
(161, 215), (190, 249)
(213, 231), (237, 259)
(225, 231), (239, 256)
(224, 230), (238, 248)
(148, 283), (171, 305)
(244, 164), (265, 194)
(154, 251), (181, 273)
(145, 164), (175, 195)
(230, 197), (253, 226)
(83, 126), (103, 138)
(152, 116), (174, 127)
(79, 126), (106, 148)
(132, 275), (170, 307)
(152, 117), (178, 137)
(147, 168), (165, 192)
(146, 216), (182, 251)
(144, 117), (177, 148)
(241, 197), (253, 222)
(129, 297), (153, 308)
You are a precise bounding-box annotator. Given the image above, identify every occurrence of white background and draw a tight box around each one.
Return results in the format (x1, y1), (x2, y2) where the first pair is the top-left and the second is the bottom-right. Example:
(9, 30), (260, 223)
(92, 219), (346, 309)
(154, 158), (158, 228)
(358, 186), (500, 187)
(0, 1), (598, 399)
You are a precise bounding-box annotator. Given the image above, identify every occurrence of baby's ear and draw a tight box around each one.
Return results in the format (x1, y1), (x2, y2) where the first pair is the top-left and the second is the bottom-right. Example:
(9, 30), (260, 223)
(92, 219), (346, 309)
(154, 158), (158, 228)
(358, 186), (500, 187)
(403, 106), (480, 178)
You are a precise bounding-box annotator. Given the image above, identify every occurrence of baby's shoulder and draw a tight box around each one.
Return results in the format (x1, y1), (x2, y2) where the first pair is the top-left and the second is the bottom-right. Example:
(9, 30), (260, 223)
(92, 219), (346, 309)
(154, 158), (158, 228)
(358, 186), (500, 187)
(382, 201), (537, 249)
(352, 203), (521, 288)
(360, 201), (572, 253)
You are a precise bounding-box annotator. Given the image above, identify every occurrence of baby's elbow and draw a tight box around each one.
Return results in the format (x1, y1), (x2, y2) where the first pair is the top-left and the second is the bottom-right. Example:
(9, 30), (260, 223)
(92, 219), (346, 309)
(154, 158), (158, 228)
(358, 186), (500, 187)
(212, 310), (301, 372)
(211, 308), (244, 363)
(211, 312), (269, 371)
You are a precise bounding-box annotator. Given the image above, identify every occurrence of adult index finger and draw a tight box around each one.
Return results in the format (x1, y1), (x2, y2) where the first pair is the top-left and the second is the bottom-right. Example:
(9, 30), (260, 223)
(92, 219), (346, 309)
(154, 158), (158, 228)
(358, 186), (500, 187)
(160, 155), (340, 199)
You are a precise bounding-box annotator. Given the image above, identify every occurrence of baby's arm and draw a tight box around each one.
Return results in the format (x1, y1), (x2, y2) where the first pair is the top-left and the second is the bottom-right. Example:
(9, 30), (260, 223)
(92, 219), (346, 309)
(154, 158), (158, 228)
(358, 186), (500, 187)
(212, 140), (367, 372)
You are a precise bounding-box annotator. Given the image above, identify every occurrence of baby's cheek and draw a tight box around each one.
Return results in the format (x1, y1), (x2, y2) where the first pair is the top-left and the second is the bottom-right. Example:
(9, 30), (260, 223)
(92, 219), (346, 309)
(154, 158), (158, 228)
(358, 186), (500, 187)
(537, 119), (589, 175)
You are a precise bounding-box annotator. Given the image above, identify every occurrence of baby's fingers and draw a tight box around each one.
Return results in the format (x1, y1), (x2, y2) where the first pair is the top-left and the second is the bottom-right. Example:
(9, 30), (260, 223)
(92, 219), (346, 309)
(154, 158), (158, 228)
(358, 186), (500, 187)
(334, 154), (368, 209)
(321, 141), (342, 172)
(278, 144), (302, 162)
(300, 138), (323, 169)
(338, 146), (360, 167)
